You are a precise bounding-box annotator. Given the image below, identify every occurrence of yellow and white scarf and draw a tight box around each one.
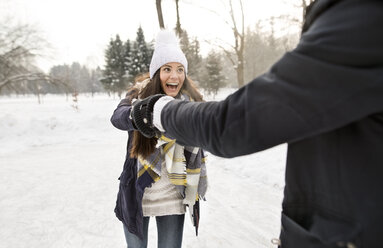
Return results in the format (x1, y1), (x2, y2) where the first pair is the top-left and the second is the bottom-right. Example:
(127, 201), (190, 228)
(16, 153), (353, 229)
(136, 134), (207, 208)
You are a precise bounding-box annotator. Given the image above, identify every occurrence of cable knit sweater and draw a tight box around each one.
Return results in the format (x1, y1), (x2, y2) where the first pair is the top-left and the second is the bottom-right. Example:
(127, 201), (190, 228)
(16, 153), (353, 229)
(142, 150), (186, 217)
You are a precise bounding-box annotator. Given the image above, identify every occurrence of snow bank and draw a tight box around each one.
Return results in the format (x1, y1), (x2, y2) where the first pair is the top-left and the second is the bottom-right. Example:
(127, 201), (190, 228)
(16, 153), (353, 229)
(0, 90), (286, 248)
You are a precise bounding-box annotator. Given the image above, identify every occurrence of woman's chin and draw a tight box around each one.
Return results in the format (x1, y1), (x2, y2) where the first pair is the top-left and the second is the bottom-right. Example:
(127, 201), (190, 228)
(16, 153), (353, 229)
(165, 90), (180, 97)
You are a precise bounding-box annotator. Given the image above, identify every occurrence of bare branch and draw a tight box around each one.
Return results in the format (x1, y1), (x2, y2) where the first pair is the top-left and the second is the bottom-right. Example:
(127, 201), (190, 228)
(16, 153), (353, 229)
(0, 72), (71, 92)
(0, 18), (54, 94)
(209, 42), (236, 67)
(204, 37), (235, 50)
(181, 0), (232, 29)
(0, 73), (44, 90)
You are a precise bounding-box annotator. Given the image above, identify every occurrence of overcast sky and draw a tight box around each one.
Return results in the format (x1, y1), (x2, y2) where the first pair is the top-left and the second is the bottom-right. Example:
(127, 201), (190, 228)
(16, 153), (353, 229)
(1, 0), (301, 72)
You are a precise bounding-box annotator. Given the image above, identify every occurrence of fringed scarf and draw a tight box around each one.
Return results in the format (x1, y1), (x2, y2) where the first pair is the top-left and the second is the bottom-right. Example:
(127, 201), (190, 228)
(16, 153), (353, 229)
(136, 134), (207, 207)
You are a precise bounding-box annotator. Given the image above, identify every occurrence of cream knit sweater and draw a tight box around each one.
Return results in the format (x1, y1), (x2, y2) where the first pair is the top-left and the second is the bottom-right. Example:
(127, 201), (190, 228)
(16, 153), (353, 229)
(142, 154), (186, 217)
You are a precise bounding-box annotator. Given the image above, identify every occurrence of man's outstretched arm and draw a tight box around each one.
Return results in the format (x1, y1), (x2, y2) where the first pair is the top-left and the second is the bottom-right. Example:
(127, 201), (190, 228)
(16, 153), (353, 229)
(154, 1), (383, 158)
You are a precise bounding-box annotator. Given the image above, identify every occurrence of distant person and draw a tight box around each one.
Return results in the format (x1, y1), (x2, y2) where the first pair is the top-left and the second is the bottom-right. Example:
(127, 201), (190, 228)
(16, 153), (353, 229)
(111, 30), (207, 248)
(130, 0), (383, 247)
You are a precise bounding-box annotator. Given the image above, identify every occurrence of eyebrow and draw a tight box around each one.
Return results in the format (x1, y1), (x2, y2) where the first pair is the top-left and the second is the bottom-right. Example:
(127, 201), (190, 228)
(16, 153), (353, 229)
(163, 64), (184, 68)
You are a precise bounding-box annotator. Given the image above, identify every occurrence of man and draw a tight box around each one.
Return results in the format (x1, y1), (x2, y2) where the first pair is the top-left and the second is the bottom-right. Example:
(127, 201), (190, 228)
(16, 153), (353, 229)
(131, 0), (383, 247)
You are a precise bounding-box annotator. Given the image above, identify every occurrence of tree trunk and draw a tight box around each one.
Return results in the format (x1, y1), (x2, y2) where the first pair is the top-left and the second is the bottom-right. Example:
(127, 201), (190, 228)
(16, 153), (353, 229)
(37, 92), (41, 104)
(175, 0), (182, 36)
(229, 0), (245, 87)
(237, 39), (245, 88)
(156, 0), (165, 29)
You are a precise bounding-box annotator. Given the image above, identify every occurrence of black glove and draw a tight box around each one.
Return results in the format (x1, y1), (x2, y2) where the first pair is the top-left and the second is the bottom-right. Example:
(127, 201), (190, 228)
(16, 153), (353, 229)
(130, 94), (165, 138)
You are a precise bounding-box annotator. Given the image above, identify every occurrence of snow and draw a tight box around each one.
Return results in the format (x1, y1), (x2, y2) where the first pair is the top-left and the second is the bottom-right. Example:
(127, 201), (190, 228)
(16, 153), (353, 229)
(0, 90), (286, 248)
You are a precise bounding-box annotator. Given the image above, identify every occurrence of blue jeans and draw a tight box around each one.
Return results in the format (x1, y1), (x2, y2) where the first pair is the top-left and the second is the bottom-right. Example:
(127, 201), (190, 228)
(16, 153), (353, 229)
(123, 214), (185, 248)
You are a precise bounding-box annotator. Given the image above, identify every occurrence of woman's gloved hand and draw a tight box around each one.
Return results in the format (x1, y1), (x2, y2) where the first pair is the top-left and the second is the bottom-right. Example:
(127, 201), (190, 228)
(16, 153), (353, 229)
(130, 94), (165, 138)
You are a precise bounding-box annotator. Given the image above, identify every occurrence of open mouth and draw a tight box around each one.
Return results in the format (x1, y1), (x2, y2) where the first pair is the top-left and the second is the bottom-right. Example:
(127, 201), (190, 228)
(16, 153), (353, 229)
(166, 82), (179, 90)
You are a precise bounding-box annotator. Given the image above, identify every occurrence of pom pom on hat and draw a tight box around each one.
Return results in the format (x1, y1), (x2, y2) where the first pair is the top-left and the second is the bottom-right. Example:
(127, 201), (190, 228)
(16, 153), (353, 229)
(149, 30), (188, 79)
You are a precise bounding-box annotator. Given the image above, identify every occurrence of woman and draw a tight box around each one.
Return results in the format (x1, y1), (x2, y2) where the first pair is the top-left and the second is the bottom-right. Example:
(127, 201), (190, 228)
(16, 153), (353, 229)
(111, 30), (207, 248)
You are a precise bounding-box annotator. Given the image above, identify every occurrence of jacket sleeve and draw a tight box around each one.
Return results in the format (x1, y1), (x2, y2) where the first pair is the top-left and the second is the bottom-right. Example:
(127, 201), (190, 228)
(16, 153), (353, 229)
(161, 0), (383, 158)
(111, 98), (136, 131)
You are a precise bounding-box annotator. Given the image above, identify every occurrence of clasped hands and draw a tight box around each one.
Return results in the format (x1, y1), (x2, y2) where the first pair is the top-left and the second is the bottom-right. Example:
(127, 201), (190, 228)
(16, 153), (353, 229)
(130, 94), (165, 138)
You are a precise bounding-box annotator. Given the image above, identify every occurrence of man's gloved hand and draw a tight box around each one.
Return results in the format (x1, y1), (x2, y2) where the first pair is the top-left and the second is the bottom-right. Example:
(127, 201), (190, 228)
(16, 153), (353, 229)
(130, 94), (165, 138)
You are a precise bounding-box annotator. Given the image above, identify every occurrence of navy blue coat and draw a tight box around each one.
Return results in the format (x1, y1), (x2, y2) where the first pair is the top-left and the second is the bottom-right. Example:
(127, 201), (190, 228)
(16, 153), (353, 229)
(159, 0), (383, 247)
(111, 98), (145, 239)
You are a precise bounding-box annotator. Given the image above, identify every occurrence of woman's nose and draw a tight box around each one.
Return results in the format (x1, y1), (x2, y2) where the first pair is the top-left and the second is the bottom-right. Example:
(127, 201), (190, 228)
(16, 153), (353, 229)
(170, 70), (177, 78)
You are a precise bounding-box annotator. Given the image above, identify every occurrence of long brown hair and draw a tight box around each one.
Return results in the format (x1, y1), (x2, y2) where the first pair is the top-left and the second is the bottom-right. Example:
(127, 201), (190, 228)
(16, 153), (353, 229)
(128, 70), (203, 159)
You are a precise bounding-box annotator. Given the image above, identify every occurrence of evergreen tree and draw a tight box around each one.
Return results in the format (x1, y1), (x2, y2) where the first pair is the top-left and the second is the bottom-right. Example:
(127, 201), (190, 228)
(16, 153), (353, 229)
(129, 27), (153, 79)
(79, 65), (92, 93)
(188, 37), (202, 81)
(101, 35), (127, 97)
(70, 62), (82, 92)
(179, 31), (202, 82)
(201, 51), (226, 96)
(123, 39), (133, 85)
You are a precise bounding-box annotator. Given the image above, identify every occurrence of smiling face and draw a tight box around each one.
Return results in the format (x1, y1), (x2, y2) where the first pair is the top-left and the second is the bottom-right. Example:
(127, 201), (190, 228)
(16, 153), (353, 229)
(159, 62), (185, 97)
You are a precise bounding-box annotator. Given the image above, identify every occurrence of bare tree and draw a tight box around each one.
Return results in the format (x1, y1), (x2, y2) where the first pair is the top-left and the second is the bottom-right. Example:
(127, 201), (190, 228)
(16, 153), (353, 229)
(156, 0), (165, 29)
(222, 0), (245, 87)
(191, 0), (246, 88)
(0, 22), (43, 92)
(155, 0), (183, 35)
(0, 19), (66, 100)
(175, 0), (182, 36)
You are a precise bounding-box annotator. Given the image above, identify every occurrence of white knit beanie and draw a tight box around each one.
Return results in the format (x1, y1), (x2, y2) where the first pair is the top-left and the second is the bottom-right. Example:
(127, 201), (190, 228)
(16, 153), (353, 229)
(149, 30), (188, 79)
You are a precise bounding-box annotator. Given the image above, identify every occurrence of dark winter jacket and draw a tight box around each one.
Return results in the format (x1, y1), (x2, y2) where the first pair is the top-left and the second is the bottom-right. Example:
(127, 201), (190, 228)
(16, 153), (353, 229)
(111, 96), (206, 239)
(159, 0), (383, 247)
(110, 98), (145, 239)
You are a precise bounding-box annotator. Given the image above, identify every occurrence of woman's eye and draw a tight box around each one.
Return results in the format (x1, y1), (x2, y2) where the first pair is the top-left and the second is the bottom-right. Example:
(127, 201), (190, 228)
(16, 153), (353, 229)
(163, 67), (171, 72)
(177, 68), (184, 73)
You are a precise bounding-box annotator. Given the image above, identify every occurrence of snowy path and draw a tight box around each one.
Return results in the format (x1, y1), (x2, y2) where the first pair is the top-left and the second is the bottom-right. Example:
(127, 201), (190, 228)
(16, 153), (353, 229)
(0, 94), (286, 248)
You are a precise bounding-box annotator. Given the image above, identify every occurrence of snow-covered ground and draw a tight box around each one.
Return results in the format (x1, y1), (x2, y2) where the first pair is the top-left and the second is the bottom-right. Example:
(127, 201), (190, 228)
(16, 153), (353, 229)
(0, 90), (286, 248)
